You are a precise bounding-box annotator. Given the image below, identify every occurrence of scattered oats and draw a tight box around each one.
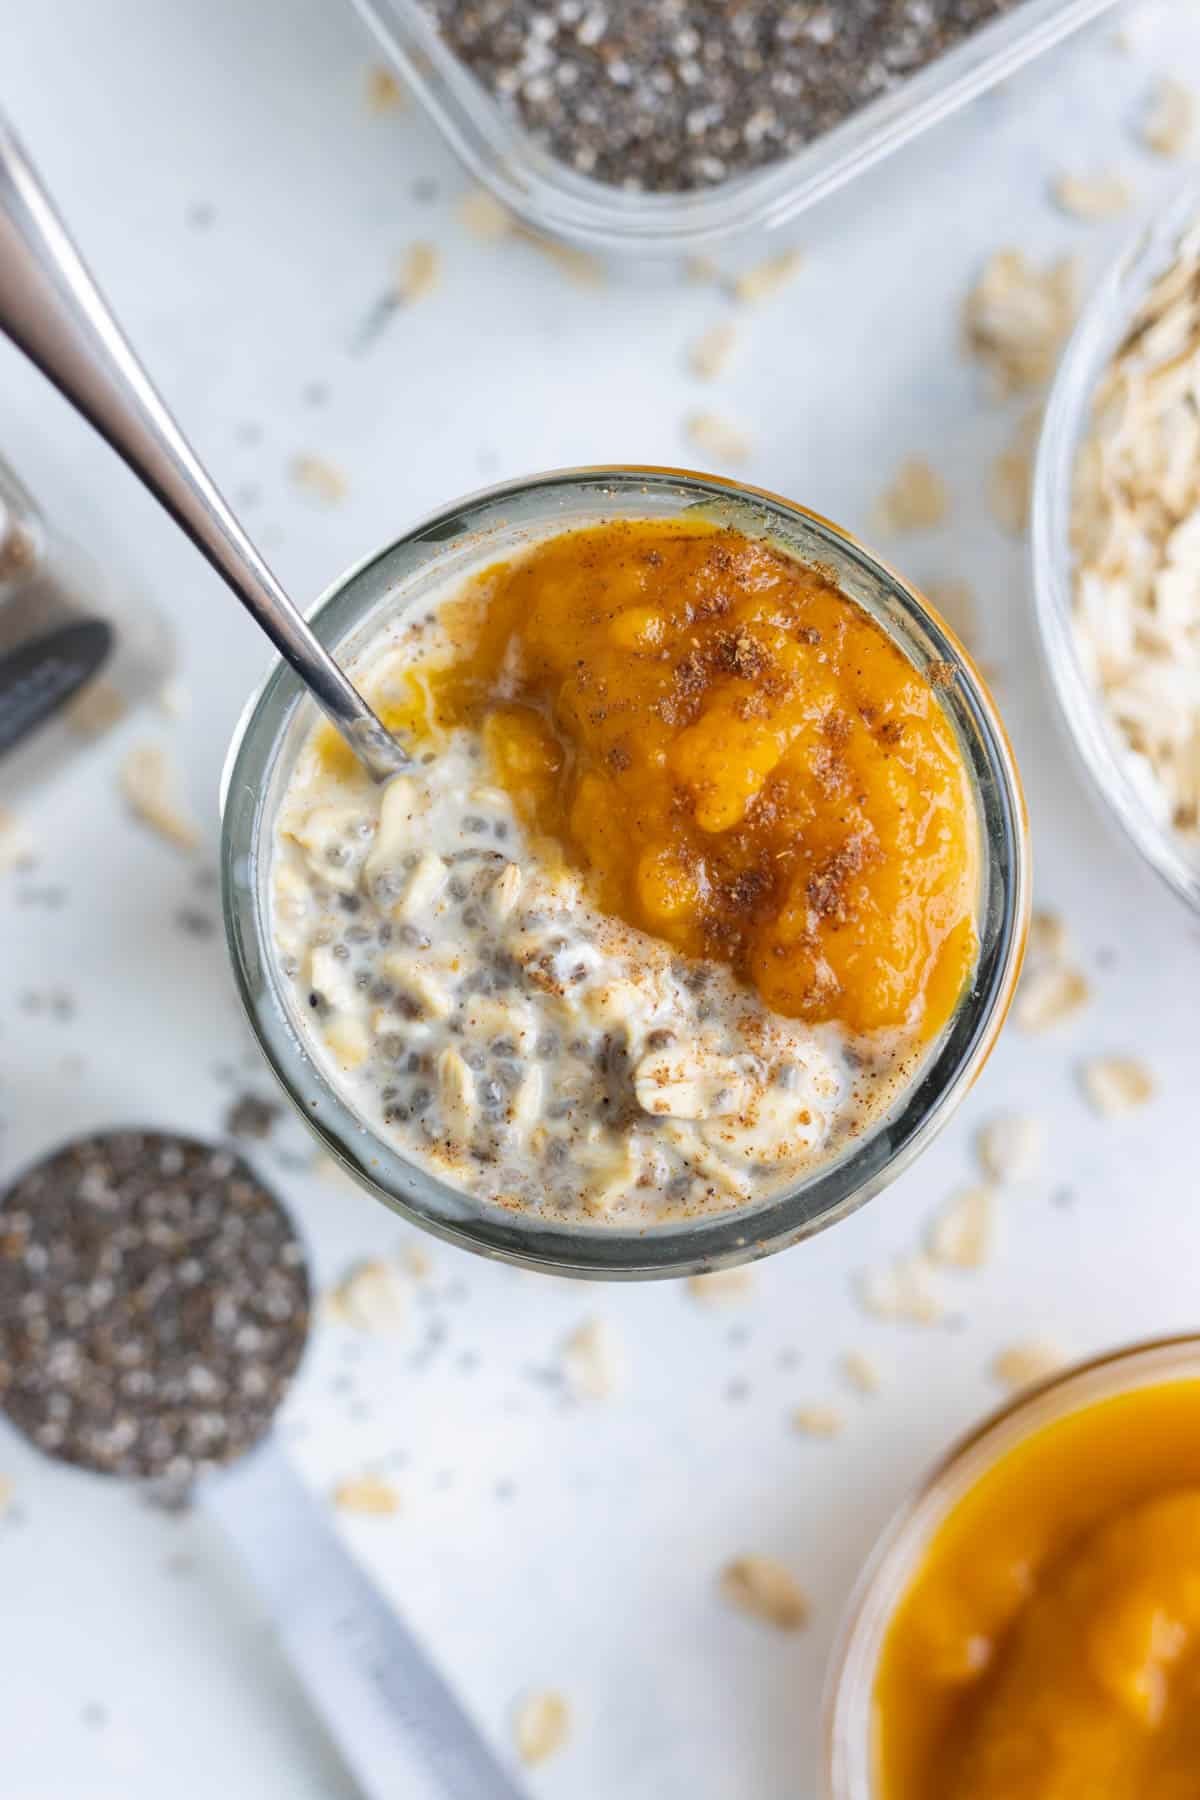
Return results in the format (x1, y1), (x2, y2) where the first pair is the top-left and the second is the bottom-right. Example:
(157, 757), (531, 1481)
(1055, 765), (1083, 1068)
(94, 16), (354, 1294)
(988, 442), (1033, 536)
(686, 1267), (755, 1307)
(401, 1242), (433, 1281)
(325, 1258), (408, 1333)
(841, 1350), (882, 1395)
(518, 229), (604, 286)
(1029, 908), (1070, 962)
(685, 253), (722, 284)
(791, 1404), (844, 1438)
(1052, 170), (1133, 221)
(858, 1252), (944, 1325)
(64, 677), (127, 736)
(720, 1555), (809, 1630)
(562, 1317), (625, 1400)
(365, 64), (406, 113)
(1015, 962), (1091, 1033)
(1141, 77), (1195, 158)
(0, 807), (34, 872)
(457, 186), (513, 242)
(312, 1151), (360, 1192)
(927, 1184), (994, 1270)
(686, 410), (751, 463)
(923, 578), (978, 650)
(993, 1339), (1066, 1391)
(119, 744), (199, 851)
(965, 250), (1079, 395)
(732, 248), (803, 304)
(157, 677), (190, 720)
(513, 1691), (570, 1766)
(332, 1473), (402, 1516)
(291, 454), (348, 504)
(1070, 218), (1200, 851)
(1079, 1054), (1155, 1116)
(689, 320), (738, 380)
(874, 457), (950, 533)
(977, 1114), (1045, 1184)
(396, 241), (441, 304)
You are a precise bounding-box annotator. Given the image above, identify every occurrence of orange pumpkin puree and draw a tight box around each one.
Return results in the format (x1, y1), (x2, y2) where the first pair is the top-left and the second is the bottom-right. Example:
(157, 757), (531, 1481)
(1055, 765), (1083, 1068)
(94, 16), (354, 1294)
(319, 519), (978, 1038)
(875, 1378), (1200, 1799)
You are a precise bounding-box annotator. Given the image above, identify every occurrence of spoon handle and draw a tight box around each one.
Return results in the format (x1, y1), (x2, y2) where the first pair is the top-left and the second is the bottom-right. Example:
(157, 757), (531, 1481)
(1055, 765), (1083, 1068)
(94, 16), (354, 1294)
(205, 1440), (529, 1800)
(0, 115), (403, 781)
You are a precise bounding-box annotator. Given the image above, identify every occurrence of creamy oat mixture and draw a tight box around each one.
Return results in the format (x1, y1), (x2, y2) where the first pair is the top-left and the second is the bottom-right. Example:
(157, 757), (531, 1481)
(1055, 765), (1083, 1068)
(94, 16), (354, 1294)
(269, 617), (917, 1226)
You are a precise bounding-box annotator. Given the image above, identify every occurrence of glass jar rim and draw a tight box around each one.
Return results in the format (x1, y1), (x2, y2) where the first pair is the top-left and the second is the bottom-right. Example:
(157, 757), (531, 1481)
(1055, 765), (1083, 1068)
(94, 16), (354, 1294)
(823, 1331), (1200, 1799)
(219, 464), (1029, 1279)
(1032, 176), (1200, 918)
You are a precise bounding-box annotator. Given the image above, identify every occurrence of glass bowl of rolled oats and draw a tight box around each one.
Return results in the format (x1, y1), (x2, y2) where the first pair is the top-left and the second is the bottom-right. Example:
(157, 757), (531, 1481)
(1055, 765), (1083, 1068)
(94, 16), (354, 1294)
(221, 467), (1027, 1277)
(1034, 181), (1200, 915)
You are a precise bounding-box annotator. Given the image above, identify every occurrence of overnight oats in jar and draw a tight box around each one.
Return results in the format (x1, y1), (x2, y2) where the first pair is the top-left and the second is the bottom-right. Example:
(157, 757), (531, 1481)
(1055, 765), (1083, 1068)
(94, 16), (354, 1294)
(222, 470), (1027, 1276)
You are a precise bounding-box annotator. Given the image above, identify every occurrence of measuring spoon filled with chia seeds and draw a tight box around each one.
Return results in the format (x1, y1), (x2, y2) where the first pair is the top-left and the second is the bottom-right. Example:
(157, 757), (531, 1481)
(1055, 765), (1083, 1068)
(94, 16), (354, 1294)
(0, 1130), (527, 1800)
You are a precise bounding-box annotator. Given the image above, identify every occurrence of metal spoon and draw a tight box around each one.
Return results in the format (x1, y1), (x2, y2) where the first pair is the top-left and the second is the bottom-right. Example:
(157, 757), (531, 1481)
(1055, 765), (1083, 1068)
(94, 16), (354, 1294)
(0, 114), (406, 783)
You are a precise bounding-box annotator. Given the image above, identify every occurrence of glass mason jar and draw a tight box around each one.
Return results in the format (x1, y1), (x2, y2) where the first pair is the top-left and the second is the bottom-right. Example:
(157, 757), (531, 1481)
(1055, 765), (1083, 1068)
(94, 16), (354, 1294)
(0, 450), (171, 799)
(220, 467), (1029, 1279)
(824, 1333), (1200, 1798)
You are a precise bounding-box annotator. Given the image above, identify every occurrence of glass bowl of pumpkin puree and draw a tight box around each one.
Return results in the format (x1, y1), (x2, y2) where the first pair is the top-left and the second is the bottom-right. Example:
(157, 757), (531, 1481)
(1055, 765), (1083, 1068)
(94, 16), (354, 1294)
(222, 467), (1027, 1278)
(826, 1335), (1200, 1799)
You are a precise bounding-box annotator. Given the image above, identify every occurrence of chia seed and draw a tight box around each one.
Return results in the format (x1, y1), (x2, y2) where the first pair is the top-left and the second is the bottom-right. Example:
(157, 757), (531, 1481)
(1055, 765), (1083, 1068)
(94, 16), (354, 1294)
(0, 1131), (309, 1484)
(423, 0), (1023, 192)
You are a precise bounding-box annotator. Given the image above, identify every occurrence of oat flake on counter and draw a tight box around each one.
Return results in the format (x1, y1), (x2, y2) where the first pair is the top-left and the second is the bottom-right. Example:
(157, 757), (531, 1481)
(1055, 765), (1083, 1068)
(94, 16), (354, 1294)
(874, 457), (950, 534)
(858, 1251), (944, 1326)
(396, 241), (441, 304)
(686, 1267), (755, 1307)
(965, 250), (1079, 396)
(688, 320), (737, 380)
(1141, 77), (1196, 158)
(841, 1350), (883, 1394)
(685, 410), (751, 462)
(325, 1258), (410, 1333)
(720, 1555), (809, 1631)
(926, 1184), (995, 1271)
(1051, 170), (1132, 222)
(976, 1113), (1044, 1183)
(1079, 1054), (1155, 1117)
(513, 1690), (571, 1766)
(732, 248), (804, 305)
(993, 1340), (1067, 1392)
(562, 1317), (625, 1401)
(290, 454), (348, 504)
(332, 1473), (402, 1516)
(792, 1404), (844, 1438)
(119, 744), (199, 851)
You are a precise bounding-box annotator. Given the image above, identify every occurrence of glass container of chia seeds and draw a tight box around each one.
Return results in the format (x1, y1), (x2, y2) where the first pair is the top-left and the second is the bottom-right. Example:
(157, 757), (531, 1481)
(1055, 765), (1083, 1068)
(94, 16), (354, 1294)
(0, 451), (172, 800)
(350, 0), (1116, 256)
(220, 465), (1029, 1280)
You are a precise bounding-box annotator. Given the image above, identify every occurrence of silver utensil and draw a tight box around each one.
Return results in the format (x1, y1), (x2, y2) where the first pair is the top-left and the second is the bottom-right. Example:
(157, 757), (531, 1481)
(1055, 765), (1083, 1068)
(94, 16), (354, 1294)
(0, 114), (406, 783)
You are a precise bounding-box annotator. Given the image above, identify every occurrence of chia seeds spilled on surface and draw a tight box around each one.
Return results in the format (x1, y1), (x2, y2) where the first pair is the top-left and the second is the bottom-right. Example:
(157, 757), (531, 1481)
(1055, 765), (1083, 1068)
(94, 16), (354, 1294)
(423, 0), (1025, 192)
(0, 1131), (309, 1483)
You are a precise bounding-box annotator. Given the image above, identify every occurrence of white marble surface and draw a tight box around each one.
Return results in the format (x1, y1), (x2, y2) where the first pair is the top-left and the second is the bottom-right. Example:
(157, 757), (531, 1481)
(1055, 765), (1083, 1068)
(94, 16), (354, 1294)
(2, 2), (1200, 1796)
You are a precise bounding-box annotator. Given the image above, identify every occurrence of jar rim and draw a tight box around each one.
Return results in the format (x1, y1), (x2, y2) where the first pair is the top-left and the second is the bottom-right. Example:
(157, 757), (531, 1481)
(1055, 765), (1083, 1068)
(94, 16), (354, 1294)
(1032, 176), (1200, 918)
(219, 464), (1029, 1279)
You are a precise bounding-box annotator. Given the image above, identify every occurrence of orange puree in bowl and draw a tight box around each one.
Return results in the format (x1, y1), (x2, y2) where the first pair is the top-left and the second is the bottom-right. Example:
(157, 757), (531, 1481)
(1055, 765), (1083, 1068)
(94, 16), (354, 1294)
(875, 1379), (1200, 1800)
(323, 519), (979, 1039)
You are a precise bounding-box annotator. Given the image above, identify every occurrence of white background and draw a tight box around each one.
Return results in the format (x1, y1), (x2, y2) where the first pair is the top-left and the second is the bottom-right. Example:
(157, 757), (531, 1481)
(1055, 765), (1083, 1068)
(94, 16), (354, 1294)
(2, 2), (1199, 1796)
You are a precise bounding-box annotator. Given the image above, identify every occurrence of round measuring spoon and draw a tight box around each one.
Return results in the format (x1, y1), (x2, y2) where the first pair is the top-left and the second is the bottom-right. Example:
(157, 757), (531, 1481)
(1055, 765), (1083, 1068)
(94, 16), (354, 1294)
(0, 115), (406, 784)
(0, 1130), (527, 1800)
